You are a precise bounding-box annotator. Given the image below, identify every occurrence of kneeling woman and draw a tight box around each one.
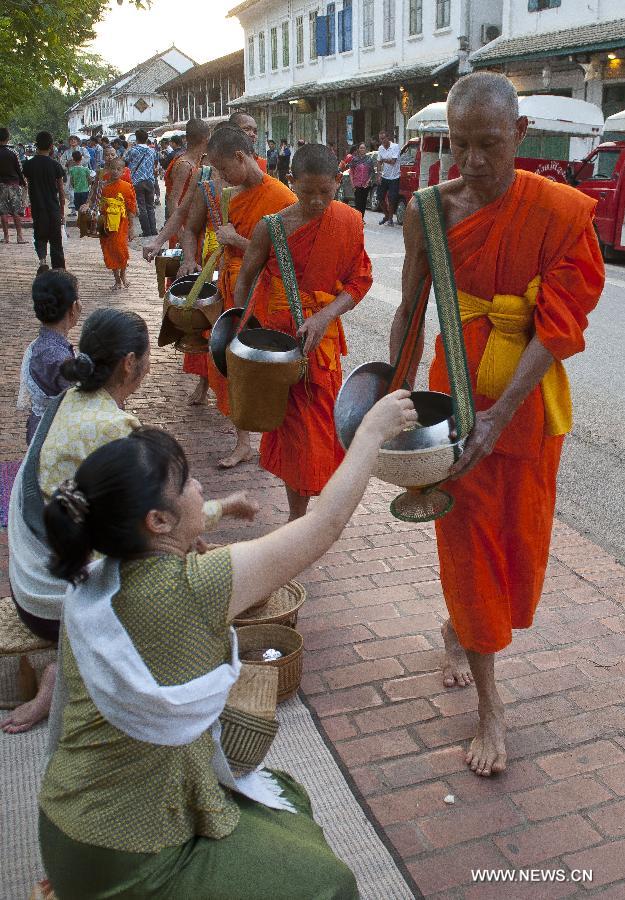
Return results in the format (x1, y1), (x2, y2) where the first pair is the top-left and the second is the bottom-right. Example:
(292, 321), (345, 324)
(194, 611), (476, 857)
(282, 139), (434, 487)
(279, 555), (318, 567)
(40, 395), (416, 899)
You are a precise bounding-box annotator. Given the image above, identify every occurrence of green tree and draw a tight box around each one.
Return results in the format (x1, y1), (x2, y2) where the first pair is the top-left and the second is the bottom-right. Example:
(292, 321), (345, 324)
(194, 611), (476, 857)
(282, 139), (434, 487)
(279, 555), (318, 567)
(7, 54), (120, 143)
(0, 0), (148, 120)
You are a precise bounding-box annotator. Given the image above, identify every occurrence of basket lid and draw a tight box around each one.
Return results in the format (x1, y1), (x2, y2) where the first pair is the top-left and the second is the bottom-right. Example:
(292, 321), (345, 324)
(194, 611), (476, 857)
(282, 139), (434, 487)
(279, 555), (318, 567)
(233, 580), (306, 627)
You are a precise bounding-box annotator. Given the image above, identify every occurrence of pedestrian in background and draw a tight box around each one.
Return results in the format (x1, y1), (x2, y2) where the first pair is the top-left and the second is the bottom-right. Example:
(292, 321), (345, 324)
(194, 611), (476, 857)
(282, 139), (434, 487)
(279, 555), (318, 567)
(277, 138), (291, 184)
(22, 131), (66, 273)
(376, 130), (400, 227)
(87, 137), (103, 173)
(266, 138), (278, 177)
(68, 150), (92, 211)
(349, 143), (375, 219)
(125, 128), (157, 236)
(60, 136), (90, 213)
(0, 127), (27, 244)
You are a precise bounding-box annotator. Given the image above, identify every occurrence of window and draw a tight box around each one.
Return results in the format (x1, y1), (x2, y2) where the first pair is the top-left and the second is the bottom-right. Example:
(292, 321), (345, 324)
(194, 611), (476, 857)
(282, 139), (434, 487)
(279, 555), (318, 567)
(528, 0), (561, 9)
(247, 35), (255, 76)
(408, 0), (422, 35)
(270, 26), (278, 70)
(259, 31), (266, 74)
(383, 0), (395, 42)
(362, 0), (374, 47)
(296, 15), (304, 64)
(338, 0), (352, 52)
(327, 3), (336, 54)
(282, 21), (290, 66)
(309, 10), (318, 59)
(436, 0), (450, 28)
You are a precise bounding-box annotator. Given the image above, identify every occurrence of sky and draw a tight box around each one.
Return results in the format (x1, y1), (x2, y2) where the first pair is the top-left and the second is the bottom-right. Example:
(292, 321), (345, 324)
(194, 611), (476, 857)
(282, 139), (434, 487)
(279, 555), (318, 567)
(88, 0), (244, 72)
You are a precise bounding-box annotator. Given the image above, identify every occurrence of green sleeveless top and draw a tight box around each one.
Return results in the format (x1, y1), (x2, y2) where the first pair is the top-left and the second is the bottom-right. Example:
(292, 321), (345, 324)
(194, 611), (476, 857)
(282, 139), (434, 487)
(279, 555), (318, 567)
(39, 548), (240, 853)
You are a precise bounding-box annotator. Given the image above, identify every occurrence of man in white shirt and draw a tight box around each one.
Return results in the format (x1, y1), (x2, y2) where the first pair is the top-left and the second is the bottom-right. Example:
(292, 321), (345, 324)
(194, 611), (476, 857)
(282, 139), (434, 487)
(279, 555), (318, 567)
(376, 130), (401, 226)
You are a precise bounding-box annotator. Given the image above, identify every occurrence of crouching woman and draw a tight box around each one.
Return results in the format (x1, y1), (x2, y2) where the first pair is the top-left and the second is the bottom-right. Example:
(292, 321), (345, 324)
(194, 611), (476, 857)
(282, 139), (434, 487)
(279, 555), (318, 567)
(39, 394), (416, 900)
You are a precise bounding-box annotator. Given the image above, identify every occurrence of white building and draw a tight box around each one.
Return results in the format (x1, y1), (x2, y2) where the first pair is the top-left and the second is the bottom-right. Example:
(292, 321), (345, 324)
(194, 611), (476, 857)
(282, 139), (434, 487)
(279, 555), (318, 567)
(67, 47), (196, 138)
(471, 0), (625, 117)
(228, 0), (504, 155)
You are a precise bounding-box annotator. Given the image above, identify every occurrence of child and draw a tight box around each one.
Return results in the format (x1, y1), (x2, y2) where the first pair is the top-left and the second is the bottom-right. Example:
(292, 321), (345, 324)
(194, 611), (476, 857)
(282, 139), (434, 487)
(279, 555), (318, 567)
(233, 143), (373, 520)
(68, 149), (92, 210)
(17, 270), (80, 443)
(98, 156), (137, 290)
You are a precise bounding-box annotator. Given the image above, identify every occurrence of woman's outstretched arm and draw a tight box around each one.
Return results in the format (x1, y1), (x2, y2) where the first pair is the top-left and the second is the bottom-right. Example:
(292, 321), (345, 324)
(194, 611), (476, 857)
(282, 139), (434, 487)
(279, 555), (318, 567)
(228, 391), (417, 618)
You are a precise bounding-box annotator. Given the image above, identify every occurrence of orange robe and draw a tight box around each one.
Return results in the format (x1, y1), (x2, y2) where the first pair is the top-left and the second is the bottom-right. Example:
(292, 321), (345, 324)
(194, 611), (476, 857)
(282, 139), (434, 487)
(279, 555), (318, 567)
(203, 175), (295, 410)
(98, 178), (136, 270)
(255, 201), (372, 495)
(430, 170), (604, 653)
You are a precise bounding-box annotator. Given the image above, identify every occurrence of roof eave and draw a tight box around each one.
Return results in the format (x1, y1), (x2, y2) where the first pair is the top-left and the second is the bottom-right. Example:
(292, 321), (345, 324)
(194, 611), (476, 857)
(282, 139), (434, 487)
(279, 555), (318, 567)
(473, 35), (625, 67)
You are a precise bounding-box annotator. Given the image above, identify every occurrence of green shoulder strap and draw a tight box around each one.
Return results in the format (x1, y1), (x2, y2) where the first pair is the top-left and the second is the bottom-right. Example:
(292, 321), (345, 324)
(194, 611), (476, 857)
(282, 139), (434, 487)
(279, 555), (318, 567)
(263, 213), (305, 334)
(414, 187), (475, 440)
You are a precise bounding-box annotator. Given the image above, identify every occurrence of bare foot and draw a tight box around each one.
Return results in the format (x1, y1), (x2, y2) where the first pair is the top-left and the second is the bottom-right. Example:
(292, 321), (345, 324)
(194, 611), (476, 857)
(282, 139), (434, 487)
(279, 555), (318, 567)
(465, 702), (507, 776)
(188, 379), (208, 405)
(111, 281), (122, 292)
(218, 443), (255, 469)
(441, 619), (473, 687)
(121, 272), (129, 289)
(1, 662), (56, 734)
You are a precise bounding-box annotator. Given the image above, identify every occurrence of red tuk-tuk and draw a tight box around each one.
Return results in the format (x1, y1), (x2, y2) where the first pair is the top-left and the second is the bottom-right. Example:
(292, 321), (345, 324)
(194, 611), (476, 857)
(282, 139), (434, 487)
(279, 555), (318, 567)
(567, 132), (625, 260)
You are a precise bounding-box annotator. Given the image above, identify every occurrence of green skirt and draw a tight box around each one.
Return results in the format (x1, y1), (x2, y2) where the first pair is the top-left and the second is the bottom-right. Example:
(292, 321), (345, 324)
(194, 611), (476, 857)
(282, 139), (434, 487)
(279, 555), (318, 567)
(39, 772), (359, 900)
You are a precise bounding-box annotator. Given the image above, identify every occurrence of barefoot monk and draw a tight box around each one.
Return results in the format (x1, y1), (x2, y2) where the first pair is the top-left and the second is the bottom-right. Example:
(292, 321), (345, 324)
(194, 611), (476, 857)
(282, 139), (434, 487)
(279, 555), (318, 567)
(392, 72), (604, 777)
(234, 144), (372, 521)
(178, 125), (295, 468)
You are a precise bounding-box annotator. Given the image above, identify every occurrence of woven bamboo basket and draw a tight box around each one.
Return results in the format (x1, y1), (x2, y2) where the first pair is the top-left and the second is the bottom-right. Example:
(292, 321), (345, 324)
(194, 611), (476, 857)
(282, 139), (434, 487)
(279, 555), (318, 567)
(235, 624), (303, 703)
(233, 581), (306, 628)
(219, 663), (279, 772)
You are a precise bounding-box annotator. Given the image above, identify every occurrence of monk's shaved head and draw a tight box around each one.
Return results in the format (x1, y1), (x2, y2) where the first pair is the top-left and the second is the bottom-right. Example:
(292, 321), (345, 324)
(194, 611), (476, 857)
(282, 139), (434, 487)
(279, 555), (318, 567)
(291, 143), (338, 179)
(448, 72), (519, 124)
(185, 117), (210, 147)
(207, 125), (254, 158)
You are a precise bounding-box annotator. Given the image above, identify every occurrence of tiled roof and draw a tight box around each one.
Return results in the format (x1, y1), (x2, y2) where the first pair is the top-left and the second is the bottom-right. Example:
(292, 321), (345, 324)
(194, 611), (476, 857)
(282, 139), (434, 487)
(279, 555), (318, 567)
(158, 50), (244, 90)
(229, 58), (456, 107)
(472, 17), (625, 65)
(116, 58), (178, 95)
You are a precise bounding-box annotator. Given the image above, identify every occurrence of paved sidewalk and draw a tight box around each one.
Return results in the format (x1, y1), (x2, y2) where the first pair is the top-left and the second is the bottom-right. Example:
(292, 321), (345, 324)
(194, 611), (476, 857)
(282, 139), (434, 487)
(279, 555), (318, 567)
(2, 238), (625, 898)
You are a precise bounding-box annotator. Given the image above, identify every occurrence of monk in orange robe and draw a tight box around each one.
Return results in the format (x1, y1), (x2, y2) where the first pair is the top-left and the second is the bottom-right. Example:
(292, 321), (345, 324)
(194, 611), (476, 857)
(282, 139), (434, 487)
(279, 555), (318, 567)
(235, 144), (372, 519)
(392, 73), (604, 777)
(179, 124), (294, 467)
(228, 111), (268, 173)
(98, 157), (137, 290)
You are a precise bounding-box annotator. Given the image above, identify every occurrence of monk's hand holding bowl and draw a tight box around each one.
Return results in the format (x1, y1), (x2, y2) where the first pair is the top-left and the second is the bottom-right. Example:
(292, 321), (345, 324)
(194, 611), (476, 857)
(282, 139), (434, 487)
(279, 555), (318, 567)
(142, 237), (162, 263)
(448, 408), (508, 480)
(297, 309), (334, 355)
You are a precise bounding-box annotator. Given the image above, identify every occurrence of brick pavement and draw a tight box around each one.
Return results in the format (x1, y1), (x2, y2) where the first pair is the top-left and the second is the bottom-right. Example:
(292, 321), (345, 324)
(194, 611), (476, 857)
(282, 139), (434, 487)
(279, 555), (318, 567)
(2, 237), (625, 898)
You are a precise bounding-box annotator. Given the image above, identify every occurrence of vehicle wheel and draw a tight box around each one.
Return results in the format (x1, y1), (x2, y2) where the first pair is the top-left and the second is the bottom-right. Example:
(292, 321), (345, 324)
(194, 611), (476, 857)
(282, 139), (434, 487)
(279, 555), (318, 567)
(369, 185), (380, 211)
(594, 225), (616, 262)
(395, 199), (407, 226)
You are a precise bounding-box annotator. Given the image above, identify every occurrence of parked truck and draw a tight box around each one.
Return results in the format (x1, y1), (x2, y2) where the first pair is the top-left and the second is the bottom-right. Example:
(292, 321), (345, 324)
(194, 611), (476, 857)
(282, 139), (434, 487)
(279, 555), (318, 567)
(566, 109), (625, 260)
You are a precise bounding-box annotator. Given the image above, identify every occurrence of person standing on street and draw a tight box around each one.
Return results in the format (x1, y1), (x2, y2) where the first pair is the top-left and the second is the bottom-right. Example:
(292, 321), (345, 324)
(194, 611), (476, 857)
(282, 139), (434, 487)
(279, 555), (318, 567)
(376, 130), (401, 226)
(349, 143), (375, 219)
(22, 131), (66, 273)
(0, 127), (27, 244)
(266, 139), (278, 177)
(391, 72), (604, 777)
(277, 138), (291, 184)
(126, 128), (157, 236)
(86, 137), (103, 173)
(60, 136), (90, 214)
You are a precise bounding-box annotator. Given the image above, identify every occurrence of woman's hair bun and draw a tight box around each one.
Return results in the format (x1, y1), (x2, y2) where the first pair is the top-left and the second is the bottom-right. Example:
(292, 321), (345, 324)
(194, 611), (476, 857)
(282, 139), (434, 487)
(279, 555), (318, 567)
(74, 352), (95, 380)
(32, 270), (78, 324)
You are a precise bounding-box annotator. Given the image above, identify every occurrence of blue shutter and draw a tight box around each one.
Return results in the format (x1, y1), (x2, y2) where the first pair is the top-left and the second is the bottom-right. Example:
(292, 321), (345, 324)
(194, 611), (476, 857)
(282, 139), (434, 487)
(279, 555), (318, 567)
(344, 1), (352, 51)
(338, 10), (344, 53)
(527, 0), (539, 10)
(316, 14), (328, 56)
(328, 3), (336, 54)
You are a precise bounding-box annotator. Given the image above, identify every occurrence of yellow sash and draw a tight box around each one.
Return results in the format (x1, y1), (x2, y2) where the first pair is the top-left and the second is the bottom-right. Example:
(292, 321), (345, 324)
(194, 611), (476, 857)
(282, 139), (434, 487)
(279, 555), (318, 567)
(457, 275), (571, 436)
(101, 194), (126, 233)
(267, 276), (347, 370)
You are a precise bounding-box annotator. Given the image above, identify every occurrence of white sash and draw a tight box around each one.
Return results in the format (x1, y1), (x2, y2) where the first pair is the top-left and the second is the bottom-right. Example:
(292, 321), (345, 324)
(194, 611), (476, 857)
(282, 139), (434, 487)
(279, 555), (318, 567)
(62, 558), (295, 813)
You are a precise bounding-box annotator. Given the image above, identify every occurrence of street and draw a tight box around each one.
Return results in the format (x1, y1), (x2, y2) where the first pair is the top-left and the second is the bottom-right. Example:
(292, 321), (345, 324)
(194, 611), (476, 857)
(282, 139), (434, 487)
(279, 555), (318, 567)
(346, 213), (625, 563)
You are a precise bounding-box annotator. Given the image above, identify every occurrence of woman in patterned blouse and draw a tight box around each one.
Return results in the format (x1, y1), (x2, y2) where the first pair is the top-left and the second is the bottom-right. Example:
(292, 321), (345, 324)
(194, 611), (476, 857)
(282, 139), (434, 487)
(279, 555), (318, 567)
(39, 389), (416, 898)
